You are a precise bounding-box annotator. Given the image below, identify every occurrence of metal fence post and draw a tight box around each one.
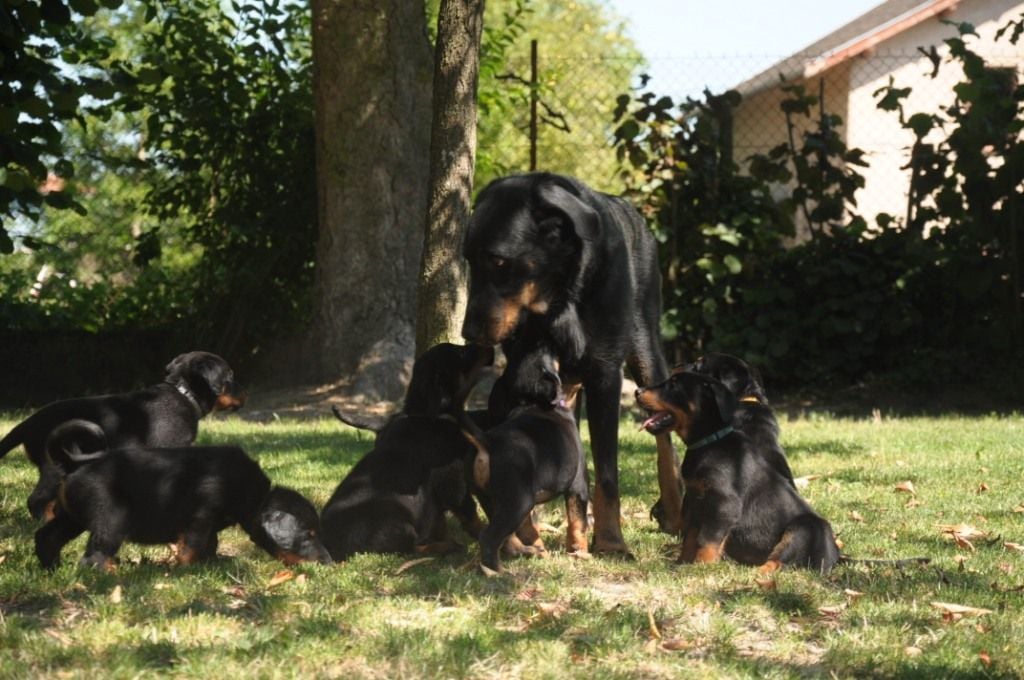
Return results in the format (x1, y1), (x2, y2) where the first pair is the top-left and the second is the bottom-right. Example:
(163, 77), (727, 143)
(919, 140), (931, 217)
(530, 39), (538, 172)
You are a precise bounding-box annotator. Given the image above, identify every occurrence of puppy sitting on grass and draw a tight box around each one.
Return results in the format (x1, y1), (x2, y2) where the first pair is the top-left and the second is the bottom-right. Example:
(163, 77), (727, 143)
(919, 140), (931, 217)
(463, 344), (589, 575)
(35, 420), (331, 571)
(636, 370), (839, 574)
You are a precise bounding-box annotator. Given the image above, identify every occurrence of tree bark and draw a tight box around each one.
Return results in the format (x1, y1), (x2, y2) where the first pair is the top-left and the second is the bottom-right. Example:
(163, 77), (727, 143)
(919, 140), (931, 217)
(310, 0), (433, 399)
(414, 0), (485, 355)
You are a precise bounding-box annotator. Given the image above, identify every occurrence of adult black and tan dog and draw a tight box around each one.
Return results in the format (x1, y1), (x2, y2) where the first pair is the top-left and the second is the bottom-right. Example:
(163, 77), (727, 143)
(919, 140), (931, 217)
(36, 421), (331, 570)
(462, 344), (589, 573)
(320, 343), (493, 561)
(461, 172), (681, 554)
(636, 370), (840, 574)
(0, 351), (246, 519)
(684, 353), (795, 487)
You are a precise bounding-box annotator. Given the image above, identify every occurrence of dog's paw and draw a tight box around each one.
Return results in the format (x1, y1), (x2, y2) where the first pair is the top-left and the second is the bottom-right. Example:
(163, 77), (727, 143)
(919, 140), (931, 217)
(478, 563), (502, 578)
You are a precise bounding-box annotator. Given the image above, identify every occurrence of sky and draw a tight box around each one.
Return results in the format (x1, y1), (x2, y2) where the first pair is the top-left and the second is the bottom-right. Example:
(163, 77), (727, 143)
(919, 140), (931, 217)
(603, 0), (886, 97)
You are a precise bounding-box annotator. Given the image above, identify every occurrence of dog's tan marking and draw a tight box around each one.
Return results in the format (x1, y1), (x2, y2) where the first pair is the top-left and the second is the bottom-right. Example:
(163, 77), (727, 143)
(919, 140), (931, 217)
(565, 499), (589, 554)
(694, 542), (725, 564)
(760, 529), (797, 570)
(461, 431), (491, 490)
(758, 559), (783, 574)
(515, 513), (543, 548)
(276, 551), (304, 566)
(473, 449), (490, 489)
(655, 433), (683, 534)
(492, 282), (549, 342)
(414, 541), (462, 556)
(215, 392), (247, 412)
(591, 484), (629, 555)
(175, 535), (201, 565)
(562, 381), (583, 410)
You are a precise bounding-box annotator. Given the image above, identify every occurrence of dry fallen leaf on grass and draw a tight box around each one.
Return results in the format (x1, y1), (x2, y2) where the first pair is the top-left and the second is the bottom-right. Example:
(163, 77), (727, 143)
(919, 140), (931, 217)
(1005, 542), (1024, 553)
(818, 604), (845, 618)
(0, 554), (6, 566)
(843, 589), (865, 599)
(44, 628), (72, 647)
(515, 587), (542, 602)
(979, 651), (992, 666)
(1012, 502), (1024, 513)
(931, 601), (993, 620)
(894, 481), (917, 496)
(222, 585), (246, 598)
(977, 482), (990, 493)
(849, 511), (865, 522)
(755, 577), (777, 591)
(109, 585), (123, 604)
(939, 523), (989, 552)
(395, 557), (434, 575)
(660, 638), (691, 651)
(267, 570), (295, 588)
(794, 474), (822, 489)
(904, 646), (923, 658)
(535, 601), (568, 619)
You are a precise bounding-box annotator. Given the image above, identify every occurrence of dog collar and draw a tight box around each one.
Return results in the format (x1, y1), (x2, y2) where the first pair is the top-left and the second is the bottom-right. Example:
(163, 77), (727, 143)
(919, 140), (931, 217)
(686, 426), (734, 451)
(739, 395), (762, 404)
(173, 381), (204, 417)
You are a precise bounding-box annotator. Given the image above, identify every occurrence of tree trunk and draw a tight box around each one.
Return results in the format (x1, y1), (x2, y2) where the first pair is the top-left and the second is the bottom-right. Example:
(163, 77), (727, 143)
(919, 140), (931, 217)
(414, 0), (484, 356)
(310, 0), (433, 400)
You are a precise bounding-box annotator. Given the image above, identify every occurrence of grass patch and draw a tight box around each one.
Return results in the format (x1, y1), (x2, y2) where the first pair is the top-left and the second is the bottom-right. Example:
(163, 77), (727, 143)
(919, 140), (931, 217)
(1, 411), (1023, 677)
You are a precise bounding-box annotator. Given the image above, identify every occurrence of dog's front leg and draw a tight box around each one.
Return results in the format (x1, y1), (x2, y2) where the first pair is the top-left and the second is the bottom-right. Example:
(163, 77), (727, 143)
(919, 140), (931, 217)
(585, 366), (630, 556)
(684, 492), (741, 565)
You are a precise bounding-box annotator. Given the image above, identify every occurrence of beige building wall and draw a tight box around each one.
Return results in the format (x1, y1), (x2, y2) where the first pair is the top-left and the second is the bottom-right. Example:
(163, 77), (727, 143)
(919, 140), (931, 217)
(732, 0), (1023, 234)
(846, 0), (1024, 227)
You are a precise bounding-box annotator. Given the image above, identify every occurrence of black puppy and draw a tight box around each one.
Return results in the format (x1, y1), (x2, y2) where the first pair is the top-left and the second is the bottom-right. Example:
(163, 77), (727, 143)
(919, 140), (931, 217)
(35, 421), (330, 570)
(1, 351), (246, 519)
(461, 172), (682, 553)
(685, 353), (795, 486)
(463, 345), (589, 574)
(636, 371), (840, 574)
(320, 343), (493, 561)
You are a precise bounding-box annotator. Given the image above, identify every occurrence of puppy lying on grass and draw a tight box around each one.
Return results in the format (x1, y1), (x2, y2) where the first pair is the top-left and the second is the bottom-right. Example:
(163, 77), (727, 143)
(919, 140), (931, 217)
(35, 420), (331, 571)
(321, 343), (493, 561)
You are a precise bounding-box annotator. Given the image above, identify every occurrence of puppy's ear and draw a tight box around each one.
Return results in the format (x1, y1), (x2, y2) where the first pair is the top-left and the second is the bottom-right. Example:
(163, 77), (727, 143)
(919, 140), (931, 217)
(536, 182), (600, 242)
(195, 356), (229, 396)
(540, 365), (562, 405)
(706, 379), (736, 425)
(748, 364), (768, 401)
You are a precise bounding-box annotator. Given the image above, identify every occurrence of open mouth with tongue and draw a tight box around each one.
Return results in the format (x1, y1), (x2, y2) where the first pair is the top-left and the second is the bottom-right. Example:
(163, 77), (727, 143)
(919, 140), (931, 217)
(640, 410), (675, 435)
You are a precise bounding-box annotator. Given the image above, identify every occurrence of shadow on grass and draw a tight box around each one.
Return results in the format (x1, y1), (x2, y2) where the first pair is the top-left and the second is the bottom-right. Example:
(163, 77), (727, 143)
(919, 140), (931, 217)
(784, 439), (867, 461)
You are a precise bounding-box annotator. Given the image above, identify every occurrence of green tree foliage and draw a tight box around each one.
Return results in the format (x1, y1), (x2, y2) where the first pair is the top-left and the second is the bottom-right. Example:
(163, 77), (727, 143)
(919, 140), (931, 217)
(3, 0), (315, 362)
(614, 15), (1023, 389)
(0, 0), (124, 253)
(475, 0), (642, 191)
(874, 18), (1023, 351)
(4, 0), (637, 370)
(126, 0), (317, 356)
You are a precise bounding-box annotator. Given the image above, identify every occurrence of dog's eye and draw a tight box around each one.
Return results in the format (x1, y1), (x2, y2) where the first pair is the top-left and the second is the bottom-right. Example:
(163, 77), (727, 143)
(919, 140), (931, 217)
(491, 256), (506, 269)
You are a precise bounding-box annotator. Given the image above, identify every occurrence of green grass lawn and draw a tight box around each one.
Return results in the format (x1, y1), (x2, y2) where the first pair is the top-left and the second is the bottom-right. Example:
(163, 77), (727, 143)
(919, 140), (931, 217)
(1, 411), (1022, 678)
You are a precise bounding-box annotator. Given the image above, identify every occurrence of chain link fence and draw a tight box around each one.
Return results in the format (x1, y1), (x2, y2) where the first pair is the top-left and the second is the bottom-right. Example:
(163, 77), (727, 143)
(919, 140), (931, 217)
(489, 45), (1024, 223)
